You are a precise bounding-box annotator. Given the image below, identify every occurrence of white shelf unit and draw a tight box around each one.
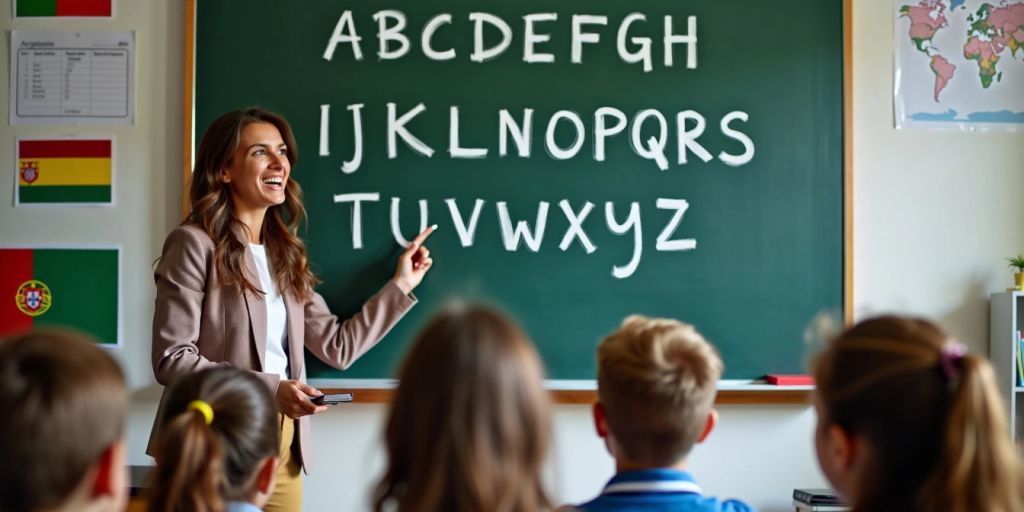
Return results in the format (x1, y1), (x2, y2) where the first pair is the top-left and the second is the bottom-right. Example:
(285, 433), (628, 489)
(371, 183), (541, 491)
(989, 291), (1024, 443)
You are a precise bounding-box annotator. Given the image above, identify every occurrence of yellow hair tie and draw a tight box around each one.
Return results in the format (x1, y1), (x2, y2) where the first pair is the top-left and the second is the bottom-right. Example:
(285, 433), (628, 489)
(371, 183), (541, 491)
(187, 400), (214, 425)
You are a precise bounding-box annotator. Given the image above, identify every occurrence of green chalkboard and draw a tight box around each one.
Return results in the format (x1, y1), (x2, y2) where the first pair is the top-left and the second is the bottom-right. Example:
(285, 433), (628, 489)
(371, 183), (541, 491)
(192, 0), (846, 382)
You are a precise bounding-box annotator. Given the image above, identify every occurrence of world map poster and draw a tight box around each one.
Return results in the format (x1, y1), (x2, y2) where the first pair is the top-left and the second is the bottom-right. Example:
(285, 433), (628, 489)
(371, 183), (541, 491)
(894, 0), (1024, 131)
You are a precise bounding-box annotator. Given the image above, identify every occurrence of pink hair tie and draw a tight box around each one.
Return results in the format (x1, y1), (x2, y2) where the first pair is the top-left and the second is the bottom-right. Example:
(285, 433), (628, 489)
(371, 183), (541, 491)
(939, 342), (967, 385)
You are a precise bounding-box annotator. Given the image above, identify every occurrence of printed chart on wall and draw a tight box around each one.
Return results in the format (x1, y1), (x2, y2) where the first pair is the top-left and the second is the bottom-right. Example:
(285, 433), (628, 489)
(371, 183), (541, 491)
(0, 247), (120, 346)
(9, 31), (134, 125)
(193, 0), (847, 382)
(15, 137), (114, 206)
(895, 0), (1024, 131)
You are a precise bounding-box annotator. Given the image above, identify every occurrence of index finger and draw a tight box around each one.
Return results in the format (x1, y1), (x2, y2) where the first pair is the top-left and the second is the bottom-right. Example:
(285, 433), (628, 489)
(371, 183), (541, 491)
(410, 224), (437, 247)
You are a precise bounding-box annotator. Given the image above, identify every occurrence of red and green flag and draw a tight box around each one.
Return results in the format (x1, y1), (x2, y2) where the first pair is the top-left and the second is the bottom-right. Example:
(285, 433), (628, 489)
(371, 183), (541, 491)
(15, 0), (111, 17)
(17, 139), (113, 205)
(0, 248), (119, 345)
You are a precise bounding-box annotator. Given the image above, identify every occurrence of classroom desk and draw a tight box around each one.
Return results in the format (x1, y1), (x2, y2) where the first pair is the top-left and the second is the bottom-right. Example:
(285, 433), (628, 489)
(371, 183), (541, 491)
(127, 465), (152, 512)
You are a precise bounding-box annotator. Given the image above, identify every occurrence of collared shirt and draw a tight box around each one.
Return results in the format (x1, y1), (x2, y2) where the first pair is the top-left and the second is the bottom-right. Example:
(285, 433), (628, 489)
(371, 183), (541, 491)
(226, 501), (262, 512)
(575, 469), (756, 512)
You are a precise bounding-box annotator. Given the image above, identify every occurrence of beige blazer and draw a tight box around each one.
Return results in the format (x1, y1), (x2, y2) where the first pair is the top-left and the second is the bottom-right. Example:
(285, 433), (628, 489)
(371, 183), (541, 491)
(148, 224), (415, 471)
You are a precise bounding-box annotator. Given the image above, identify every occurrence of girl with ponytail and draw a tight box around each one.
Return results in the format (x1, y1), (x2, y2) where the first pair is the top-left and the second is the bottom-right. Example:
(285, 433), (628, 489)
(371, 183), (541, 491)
(148, 367), (279, 512)
(812, 315), (1024, 512)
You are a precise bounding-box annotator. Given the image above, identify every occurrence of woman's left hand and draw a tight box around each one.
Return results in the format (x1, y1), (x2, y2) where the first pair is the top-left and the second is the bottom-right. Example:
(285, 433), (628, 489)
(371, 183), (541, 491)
(393, 225), (436, 294)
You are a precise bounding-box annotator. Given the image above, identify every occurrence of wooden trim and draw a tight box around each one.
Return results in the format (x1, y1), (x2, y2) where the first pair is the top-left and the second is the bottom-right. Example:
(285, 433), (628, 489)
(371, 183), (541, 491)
(182, 0), (195, 218)
(321, 388), (812, 406)
(843, 0), (854, 326)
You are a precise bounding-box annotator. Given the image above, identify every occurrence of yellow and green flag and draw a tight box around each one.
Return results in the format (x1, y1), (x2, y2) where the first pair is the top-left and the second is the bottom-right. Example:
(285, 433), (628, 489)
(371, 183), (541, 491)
(0, 248), (118, 345)
(17, 139), (112, 205)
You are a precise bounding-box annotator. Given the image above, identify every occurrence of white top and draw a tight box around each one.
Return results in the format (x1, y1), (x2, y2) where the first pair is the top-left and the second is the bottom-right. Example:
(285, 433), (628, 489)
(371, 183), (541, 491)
(249, 244), (289, 378)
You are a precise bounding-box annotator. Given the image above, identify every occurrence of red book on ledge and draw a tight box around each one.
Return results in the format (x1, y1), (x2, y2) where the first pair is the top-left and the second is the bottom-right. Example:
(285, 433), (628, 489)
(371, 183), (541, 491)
(766, 374), (814, 385)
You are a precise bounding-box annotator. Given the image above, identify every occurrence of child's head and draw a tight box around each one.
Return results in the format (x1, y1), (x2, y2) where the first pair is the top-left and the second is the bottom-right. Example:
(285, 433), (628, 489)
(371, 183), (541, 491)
(812, 315), (1023, 512)
(374, 304), (552, 512)
(0, 328), (128, 512)
(148, 367), (280, 512)
(595, 315), (723, 468)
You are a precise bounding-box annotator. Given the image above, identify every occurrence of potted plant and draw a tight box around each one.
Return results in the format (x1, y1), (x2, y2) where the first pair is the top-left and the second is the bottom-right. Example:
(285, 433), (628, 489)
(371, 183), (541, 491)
(1008, 254), (1024, 290)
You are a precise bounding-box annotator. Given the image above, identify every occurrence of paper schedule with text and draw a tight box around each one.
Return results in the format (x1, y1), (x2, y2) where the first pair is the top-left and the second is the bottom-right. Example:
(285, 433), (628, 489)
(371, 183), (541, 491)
(10, 31), (134, 125)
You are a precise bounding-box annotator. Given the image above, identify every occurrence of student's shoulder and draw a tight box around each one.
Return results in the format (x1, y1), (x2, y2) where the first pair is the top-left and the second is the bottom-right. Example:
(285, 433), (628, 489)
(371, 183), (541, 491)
(714, 497), (756, 512)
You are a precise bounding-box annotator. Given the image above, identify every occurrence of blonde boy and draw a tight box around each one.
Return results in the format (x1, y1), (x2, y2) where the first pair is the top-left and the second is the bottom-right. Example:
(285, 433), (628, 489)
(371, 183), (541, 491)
(0, 329), (129, 512)
(574, 316), (753, 512)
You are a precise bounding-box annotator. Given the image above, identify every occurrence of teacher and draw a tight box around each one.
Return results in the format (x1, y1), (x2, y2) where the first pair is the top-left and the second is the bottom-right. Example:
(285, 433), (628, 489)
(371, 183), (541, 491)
(148, 107), (434, 512)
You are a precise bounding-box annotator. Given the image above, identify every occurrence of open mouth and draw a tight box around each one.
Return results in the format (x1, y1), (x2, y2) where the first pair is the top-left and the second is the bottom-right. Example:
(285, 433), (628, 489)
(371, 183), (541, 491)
(262, 177), (284, 187)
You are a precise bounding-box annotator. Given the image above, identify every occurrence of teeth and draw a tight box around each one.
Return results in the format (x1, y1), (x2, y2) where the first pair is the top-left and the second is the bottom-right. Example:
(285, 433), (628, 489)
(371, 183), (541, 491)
(262, 177), (283, 185)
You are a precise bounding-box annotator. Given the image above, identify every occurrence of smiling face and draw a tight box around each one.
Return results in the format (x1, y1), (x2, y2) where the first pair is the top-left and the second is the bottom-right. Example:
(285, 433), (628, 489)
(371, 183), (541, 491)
(220, 121), (291, 220)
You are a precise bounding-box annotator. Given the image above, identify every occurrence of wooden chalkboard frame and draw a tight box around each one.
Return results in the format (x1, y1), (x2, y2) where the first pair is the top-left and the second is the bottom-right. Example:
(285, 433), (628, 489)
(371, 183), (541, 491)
(181, 0), (852, 404)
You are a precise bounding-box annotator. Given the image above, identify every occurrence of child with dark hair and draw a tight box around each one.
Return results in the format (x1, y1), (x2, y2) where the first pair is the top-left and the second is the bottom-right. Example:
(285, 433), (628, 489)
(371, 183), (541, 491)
(0, 328), (128, 512)
(148, 367), (280, 512)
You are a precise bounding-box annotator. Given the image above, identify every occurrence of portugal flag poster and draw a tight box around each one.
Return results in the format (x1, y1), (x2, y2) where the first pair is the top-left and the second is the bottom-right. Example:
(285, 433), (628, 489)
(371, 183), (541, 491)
(0, 247), (119, 346)
(15, 138), (114, 206)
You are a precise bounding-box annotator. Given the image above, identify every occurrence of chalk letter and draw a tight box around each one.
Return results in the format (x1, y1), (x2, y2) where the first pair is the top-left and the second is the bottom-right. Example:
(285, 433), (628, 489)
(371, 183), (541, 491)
(497, 201), (549, 252)
(323, 10), (363, 61)
(390, 197), (429, 248)
(469, 13), (512, 63)
(545, 110), (585, 160)
(333, 192), (381, 249)
(655, 198), (696, 251)
(719, 111), (755, 166)
(631, 109), (669, 171)
(449, 106), (488, 158)
(664, 15), (697, 69)
(594, 107), (627, 162)
(605, 202), (643, 279)
(617, 13), (652, 72)
(422, 14), (456, 60)
(319, 104), (331, 156)
(387, 103), (434, 158)
(341, 104), (365, 173)
(676, 110), (713, 164)
(445, 198), (486, 247)
(499, 108), (533, 157)
(373, 10), (410, 60)
(558, 200), (597, 253)
(571, 15), (608, 64)
(524, 13), (558, 63)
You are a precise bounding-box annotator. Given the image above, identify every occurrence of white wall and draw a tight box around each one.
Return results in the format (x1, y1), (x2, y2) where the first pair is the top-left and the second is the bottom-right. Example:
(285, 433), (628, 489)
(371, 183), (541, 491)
(2, 1), (1023, 511)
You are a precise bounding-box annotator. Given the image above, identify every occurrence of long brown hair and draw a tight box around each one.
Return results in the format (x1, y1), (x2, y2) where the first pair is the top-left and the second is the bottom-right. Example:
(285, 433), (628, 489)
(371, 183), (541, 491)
(147, 367), (279, 512)
(813, 315), (1024, 512)
(373, 304), (553, 512)
(0, 328), (127, 512)
(187, 107), (318, 298)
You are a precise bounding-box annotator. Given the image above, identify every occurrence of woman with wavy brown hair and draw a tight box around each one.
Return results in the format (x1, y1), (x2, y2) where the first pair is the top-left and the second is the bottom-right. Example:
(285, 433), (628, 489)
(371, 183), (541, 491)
(373, 304), (554, 512)
(149, 107), (435, 512)
(812, 315), (1024, 512)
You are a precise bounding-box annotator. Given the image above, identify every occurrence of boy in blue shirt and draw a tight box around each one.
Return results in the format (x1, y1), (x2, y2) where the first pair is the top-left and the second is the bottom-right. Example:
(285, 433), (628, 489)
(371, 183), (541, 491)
(571, 316), (754, 512)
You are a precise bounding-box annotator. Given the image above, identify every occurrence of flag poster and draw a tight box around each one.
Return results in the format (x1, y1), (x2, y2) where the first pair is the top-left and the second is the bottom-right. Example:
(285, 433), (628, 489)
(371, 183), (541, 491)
(14, 0), (112, 18)
(0, 248), (119, 346)
(15, 138), (113, 206)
